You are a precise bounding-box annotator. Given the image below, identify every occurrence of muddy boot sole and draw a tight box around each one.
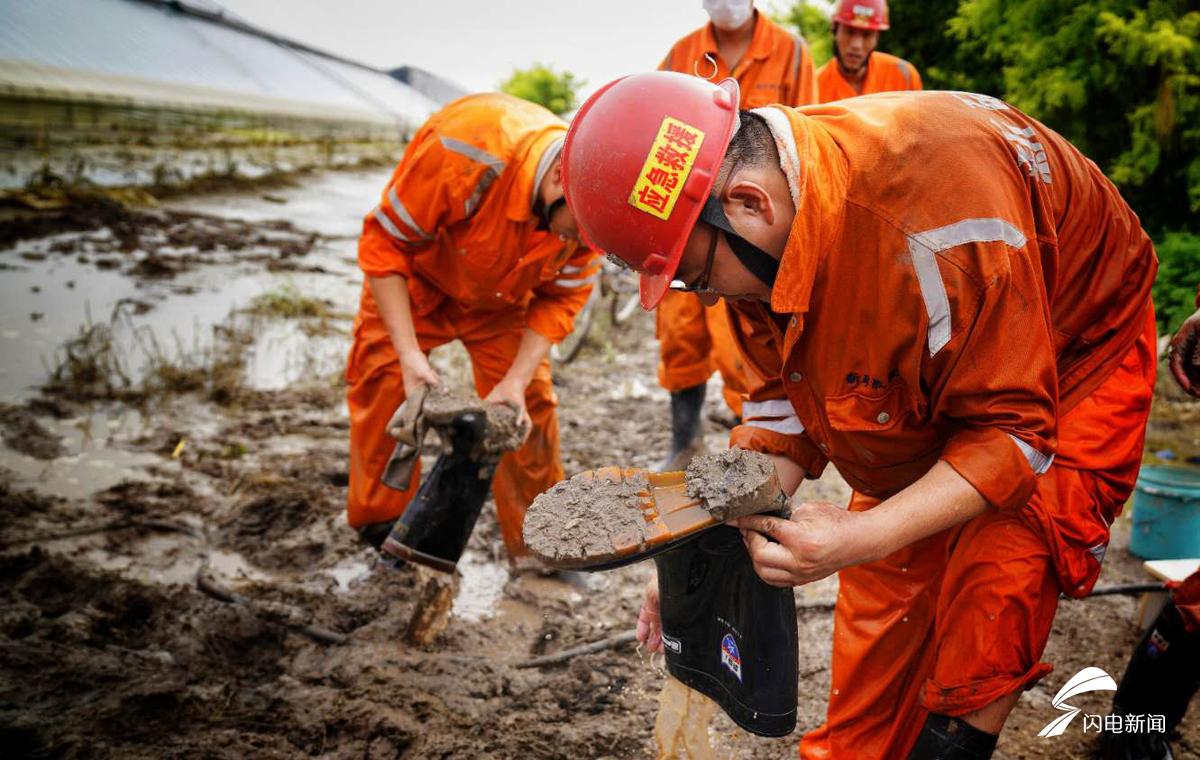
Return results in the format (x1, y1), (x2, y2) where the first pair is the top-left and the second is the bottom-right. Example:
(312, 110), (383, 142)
(523, 448), (786, 571)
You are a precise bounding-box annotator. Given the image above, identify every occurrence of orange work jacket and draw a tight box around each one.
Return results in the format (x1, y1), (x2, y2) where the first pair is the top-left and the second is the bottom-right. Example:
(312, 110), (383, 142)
(729, 92), (1157, 512)
(660, 11), (818, 108)
(815, 51), (921, 103)
(357, 93), (598, 343)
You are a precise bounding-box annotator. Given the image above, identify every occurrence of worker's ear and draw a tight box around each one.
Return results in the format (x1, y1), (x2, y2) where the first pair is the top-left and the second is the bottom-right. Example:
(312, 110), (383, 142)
(721, 177), (777, 231)
(540, 157), (565, 207)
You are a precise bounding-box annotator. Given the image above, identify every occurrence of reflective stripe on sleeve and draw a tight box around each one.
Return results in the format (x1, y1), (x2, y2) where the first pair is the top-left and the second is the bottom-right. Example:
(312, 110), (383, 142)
(907, 218), (1027, 356)
(742, 399), (796, 419)
(440, 136), (506, 172)
(744, 416), (806, 435)
(1008, 433), (1054, 475)
(440, 136), (507, 218)
(373, 206), (408, 241)
(388, 187), (430, 239)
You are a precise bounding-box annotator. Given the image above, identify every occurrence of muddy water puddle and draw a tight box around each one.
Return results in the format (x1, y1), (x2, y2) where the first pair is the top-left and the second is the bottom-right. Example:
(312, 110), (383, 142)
(1, 168), (388, 404)
(0, 248), (357, 402)
(0, 169), (385, 508)
(323, 554), (373, 591)
(1, 405), (160, 498)
(165, 169), (388, 239)
(452, 549), (510, 622)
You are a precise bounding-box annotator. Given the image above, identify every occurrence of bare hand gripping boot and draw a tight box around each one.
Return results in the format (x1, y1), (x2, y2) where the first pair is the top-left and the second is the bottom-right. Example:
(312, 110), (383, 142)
(376, 386), (527, 573)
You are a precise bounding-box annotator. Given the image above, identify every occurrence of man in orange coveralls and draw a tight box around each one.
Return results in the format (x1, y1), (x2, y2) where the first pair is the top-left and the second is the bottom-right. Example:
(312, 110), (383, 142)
(1101, 290), (1200, 760)
(815, 0), (921, 103)
(347, 93), (597, 565)
(655, 0), (818, 470)
(562, 72), (1158, 758)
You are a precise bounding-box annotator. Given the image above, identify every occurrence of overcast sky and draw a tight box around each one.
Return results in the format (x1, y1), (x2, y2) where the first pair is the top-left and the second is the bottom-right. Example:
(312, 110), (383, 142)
(218, 0), (791, 101)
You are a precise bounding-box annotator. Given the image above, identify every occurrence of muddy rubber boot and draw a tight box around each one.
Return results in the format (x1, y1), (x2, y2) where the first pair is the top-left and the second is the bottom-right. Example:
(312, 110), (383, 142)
(357, 521), (394, 552)
(658, 383), (707, 472)
(905, 714), (998, 760)
(523, 447), (787, 571)
(654, 527), (798, 737)
(707, 407), (741, 431)
(380, 411), (497, 573)
(1100, 603), (1200, 760)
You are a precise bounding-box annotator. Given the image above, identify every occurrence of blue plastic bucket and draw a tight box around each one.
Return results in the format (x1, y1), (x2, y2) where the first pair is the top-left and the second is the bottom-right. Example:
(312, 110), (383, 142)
(1129, 465), (1200, 560)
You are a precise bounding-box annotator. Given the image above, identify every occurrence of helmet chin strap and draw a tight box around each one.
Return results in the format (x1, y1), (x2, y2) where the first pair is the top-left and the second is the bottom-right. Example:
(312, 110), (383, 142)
(698, 195), (779, 287)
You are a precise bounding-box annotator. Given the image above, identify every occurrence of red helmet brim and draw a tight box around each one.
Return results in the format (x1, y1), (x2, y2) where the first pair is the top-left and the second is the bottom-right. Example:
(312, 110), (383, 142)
(640, 272), (672, 309)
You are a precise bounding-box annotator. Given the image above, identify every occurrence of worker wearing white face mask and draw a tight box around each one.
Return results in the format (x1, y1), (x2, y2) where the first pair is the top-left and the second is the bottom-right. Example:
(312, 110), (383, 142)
(653, 0), (818, 473)
(704, 0), (753, 29)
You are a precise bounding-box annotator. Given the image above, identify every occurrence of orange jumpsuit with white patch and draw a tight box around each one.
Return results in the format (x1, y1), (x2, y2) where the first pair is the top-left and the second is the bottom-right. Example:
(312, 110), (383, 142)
(725, 92), (1157, 758)
(657, 12), (818, 415)
(347, 93), (598, 558)
(815, 50), (921, 103)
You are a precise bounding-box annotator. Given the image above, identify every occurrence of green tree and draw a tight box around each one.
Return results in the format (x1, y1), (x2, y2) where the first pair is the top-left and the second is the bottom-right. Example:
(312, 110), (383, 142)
(499, 63), (584, 116)
(1152, 231), (1200, 334)
(884, 0), (1000, 92)
(770, 1), (834, 68)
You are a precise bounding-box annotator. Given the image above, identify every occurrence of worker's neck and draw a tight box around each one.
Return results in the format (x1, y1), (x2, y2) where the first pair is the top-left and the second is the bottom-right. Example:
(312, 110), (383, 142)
(837, 56), (868, 88)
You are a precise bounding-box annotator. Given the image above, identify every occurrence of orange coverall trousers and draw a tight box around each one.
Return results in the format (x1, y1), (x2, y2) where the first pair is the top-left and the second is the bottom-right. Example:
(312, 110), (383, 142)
(346, 300), (562, 558)
(656, 290), (747, 417)
(801, 311), (1158, 759)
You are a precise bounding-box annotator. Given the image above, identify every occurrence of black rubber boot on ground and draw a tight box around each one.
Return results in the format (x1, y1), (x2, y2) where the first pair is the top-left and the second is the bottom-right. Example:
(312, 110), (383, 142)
(658, 383), (706, 472)
(379, 411), (497, 573)
(1100, 602), (1200, 760)
(357, 521), (393, 552)
(906, 714), (998, 760)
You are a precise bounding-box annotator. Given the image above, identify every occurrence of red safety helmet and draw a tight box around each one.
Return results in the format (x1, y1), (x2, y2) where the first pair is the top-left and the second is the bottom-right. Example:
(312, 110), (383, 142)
(562, 71), (740, 309)
(832, 0), (890, 30)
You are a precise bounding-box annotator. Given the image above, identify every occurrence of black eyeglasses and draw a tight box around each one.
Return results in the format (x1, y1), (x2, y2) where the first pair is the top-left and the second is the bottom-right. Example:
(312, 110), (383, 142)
(669, 223), (719, 294)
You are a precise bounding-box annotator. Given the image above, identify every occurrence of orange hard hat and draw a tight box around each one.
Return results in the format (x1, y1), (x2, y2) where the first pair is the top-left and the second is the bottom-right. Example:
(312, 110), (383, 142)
(832, 0), (890, 30)
(562, 71), (740, 308)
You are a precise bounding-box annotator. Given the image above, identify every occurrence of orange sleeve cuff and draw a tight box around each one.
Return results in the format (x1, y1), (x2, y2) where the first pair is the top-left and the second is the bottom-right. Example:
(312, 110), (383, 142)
(526, 300), (581, 344)
(527, 255), (600, 343)
(357, 217), (416, 280)
(940, 426), (1039, 512)
(729, 425), (828, 479)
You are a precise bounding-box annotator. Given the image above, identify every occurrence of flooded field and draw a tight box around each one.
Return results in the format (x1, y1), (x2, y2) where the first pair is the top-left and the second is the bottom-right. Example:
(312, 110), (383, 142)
(1, 169), (1197, 758)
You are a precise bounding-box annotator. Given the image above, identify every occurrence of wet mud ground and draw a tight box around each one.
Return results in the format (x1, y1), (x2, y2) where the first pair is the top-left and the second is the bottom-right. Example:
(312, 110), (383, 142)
(0, 170), (1197, 759)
